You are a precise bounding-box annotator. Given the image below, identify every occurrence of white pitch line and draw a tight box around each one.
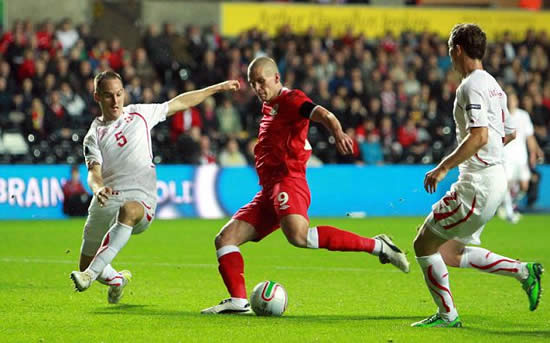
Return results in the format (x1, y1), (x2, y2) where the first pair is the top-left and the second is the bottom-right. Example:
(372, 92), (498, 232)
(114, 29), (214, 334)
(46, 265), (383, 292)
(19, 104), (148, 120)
(0, 257), (403, 273)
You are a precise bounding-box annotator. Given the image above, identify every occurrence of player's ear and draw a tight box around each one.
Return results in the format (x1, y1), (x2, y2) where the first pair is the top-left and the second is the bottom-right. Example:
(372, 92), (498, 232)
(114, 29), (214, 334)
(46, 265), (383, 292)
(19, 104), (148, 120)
(275, 72), (281, 84)
(93, 91), (100, 103)
(455, 44), (463, 57)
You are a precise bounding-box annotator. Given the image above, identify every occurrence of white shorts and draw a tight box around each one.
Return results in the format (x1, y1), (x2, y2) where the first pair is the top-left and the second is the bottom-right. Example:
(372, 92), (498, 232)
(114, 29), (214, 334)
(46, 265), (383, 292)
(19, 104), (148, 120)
(423, 165), (507, 245)
(504, 161), (531, 183)
(80, 190), (157, 256)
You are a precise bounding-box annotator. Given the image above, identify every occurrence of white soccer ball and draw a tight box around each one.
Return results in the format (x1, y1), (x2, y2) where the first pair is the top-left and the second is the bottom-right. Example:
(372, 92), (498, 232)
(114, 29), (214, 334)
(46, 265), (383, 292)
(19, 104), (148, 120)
(250, 280), (288, 316)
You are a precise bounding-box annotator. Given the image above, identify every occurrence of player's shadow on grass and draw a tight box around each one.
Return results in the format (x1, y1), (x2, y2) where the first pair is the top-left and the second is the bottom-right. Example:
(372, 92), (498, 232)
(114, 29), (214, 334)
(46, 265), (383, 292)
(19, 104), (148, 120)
(464, 327), (550, 338)
(284, 314), (421, 321)
(91, 304), (196, 317)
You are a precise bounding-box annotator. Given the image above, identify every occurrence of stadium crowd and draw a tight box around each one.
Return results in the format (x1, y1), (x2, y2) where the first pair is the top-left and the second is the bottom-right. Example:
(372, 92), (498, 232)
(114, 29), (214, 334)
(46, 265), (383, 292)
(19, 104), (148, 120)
(1, 18), (549, 166)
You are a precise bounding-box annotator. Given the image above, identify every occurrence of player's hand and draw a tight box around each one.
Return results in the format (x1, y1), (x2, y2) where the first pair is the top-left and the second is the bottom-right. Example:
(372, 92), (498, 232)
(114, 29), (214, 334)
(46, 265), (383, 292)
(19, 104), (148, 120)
(424, 165), (449, 194)
(94, 186), (113, 207)
(219, 80), (241, 92)
(529, 147), (545, 168)
(335, 132), (354, 155)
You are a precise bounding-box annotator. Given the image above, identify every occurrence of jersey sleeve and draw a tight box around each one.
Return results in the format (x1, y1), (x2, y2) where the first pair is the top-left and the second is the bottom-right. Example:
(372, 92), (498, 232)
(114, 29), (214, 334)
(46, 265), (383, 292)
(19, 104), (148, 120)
(287, 90), (315, 120)
(124, 102), (168, 128)
(461, 85), (488, 129)
(83, 127), (102, 168)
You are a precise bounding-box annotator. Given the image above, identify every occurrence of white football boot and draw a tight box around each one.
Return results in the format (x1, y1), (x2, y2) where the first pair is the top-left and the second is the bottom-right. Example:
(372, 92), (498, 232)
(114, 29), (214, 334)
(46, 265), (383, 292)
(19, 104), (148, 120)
(70, 270), (94, 292)
(201, 298), (252, 314)
(108, 270), (132, 304)
(374, 234), (410, 273)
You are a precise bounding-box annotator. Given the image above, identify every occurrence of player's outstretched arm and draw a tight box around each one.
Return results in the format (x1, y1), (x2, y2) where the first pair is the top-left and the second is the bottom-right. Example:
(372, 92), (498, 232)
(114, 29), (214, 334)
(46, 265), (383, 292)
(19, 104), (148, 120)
(424, 126), (488, 193)
(166, 80), (240, 116)
(310, 106), (353, 155)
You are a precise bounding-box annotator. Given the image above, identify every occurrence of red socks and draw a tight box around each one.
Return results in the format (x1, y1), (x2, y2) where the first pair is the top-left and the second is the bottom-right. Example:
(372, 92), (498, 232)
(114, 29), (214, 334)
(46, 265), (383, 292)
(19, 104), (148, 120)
(217, 246), (247, 299)
(316, 226), (375, 253)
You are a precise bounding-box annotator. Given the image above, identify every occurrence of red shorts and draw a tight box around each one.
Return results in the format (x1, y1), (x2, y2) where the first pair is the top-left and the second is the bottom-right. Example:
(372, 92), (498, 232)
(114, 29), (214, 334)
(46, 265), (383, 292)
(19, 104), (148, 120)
(233, 177), (311, 241)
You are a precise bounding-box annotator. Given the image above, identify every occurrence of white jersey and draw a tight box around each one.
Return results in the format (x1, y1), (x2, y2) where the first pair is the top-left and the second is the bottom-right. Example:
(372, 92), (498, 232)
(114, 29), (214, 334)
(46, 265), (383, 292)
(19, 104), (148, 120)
(83, 103), (168, 197)
(503, 108), (533, 164)
(453, 69), (514, 173)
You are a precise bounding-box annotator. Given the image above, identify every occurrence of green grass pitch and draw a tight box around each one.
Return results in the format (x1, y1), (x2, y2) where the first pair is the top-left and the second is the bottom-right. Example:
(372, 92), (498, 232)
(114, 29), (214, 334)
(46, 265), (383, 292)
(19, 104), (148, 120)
(1, 216), (548, 342)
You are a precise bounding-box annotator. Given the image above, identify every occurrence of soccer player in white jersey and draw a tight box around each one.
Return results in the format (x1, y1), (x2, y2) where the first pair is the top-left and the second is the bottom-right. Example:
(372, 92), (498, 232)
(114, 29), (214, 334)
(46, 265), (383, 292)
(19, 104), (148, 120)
(411, 24), (543, 328)
(70, 71), (240, 303)
(499, 92), (544, 223)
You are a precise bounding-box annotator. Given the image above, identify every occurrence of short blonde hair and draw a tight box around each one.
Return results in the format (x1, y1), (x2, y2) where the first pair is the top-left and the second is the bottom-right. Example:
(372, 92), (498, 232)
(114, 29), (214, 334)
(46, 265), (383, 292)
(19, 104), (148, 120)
(94, 70), (123, 93)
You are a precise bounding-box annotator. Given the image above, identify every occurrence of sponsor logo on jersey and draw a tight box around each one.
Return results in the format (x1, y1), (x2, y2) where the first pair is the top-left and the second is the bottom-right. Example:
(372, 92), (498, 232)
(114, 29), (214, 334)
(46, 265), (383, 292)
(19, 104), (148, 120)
(269, 104), (279, 116)
(488, 89), (503, 98)
(261, 103), (278, 116)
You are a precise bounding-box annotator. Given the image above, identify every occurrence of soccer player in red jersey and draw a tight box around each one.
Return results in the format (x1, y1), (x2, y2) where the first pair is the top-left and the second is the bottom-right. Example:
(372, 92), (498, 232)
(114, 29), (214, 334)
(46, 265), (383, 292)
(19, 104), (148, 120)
(201, 56), (410, 314)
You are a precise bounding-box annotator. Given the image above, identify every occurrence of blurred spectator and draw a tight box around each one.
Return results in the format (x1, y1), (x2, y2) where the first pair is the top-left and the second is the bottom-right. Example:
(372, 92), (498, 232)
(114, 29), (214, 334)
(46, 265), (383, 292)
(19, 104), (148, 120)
(17, 49), (36, 81)
(195, 50), (224, 88)
(361, 133), (384, 165)
(216, 97), (242, 138)
(108, 38), (125, 72)
(59, 82), (86, 121)
(56, 18), (79, 54)
(36, 19), (56, 52)
(78, 23), (96, 51)
(199, 135), (217, 165)
(143, 24), (172, 81)
(62, 165), (91, 217)
(169, 87), (202, 142)
(134, 47), (156, 84)
(20, 78), (34, 109)
(397, 118), (418, 149)
(219, 138), (247, 166)
(25, 98), (52, 139)
(201, 96), (219, 139)
(46, 90), (70, 130)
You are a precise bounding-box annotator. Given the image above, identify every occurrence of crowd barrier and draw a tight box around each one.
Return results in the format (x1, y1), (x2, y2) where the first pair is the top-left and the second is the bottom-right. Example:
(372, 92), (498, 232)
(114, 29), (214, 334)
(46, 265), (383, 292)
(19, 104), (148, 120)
(1, 164), (549, 220)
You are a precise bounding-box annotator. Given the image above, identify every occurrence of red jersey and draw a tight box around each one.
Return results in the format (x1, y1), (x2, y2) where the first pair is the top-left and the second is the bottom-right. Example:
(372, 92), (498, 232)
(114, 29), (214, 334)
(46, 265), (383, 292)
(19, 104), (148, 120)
(254, 88), (313, 186)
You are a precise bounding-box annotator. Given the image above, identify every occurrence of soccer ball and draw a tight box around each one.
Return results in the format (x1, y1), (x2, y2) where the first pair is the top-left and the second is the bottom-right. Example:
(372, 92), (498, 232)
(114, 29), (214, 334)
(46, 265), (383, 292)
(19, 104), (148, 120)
(250, 280), (288, 316)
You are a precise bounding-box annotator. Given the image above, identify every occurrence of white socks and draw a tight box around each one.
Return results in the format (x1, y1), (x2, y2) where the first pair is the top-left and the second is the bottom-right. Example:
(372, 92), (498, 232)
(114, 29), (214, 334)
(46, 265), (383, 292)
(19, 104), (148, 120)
(502, 190), (515, 218)
(417, 253), (458, 321)
(459, 246), (528, 281)
(306, 228), (319, 248)
(231, 297), (249, 306)
(96, 264), (122, 286)
(88, 222), (133, 279)
(372, 240), (382, 256)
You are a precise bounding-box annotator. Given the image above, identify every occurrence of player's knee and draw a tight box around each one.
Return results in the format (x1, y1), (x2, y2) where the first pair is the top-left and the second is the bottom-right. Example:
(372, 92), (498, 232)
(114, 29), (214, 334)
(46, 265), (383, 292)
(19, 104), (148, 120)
(214, 233), (225, 249)
(282, 227), (307, 248)
(118, 203), (142, 226)
(215, 229), (234, 249)
(413, 229), (429, 257)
